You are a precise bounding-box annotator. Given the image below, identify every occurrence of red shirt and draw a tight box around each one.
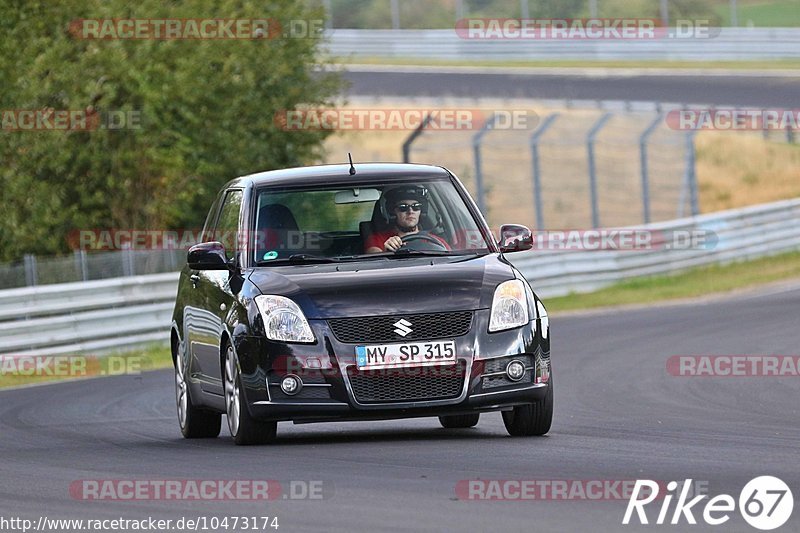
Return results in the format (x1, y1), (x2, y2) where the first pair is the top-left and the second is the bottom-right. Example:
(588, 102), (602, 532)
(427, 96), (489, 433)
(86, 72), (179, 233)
(364, 230), (450, 252)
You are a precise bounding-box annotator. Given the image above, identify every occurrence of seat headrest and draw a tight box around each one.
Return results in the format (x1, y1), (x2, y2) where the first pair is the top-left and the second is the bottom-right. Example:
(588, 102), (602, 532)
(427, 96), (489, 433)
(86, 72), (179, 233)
(259, 204), (299, 231)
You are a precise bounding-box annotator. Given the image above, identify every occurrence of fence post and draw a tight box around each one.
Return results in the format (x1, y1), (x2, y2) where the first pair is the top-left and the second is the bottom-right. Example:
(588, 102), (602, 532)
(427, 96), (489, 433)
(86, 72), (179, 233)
(472, 114), (498, 216)
(529, 113), (560, 230)
(586, 112), (612, 229)
(23, 254), (38, 287)
(121, 246), (136, 277)
(679, 130), (699, 217)
(322, 0), (332, 29)
(687, 130), (699, 216)
(639, 112), (663, 224)
(402, 114), (433, 163)
(74, 250), (88, 281)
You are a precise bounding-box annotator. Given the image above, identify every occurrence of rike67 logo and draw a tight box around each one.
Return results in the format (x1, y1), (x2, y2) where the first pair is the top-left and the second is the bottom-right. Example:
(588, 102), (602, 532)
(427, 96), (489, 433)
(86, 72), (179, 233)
(623, 476), (793, 530)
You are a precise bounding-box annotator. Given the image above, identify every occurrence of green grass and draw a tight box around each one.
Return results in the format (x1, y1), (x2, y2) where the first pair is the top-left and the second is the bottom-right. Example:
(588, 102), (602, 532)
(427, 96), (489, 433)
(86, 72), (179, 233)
(0, 344), (172, 390)
(335, 56), (800, 70)
(546, 250), (800, 312)
(716, 0), (800, 27)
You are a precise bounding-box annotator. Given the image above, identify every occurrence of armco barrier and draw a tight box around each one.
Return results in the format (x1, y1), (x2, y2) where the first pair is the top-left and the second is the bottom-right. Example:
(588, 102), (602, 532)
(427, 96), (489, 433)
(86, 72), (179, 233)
(0, 273), (178, 357)
(0, 199), (798, 357)
(509, 198), (800, 296)
(325, 28), (800, 61)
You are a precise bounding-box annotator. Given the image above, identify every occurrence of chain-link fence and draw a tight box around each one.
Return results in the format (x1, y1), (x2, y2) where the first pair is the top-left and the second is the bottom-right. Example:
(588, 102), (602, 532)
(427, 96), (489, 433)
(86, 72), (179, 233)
(0, 99), (789, 290)
(406, 101), (695, 231)
(0, 249), (185, 289)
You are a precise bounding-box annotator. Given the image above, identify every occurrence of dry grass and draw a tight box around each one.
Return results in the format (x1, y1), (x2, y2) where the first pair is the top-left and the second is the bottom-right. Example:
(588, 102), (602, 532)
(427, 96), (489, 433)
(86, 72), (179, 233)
(321, 100), (800, 228)
(696, 131), (800, 212)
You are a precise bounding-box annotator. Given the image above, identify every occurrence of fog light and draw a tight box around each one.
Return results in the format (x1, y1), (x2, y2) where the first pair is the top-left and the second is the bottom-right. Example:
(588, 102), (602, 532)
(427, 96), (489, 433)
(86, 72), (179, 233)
(506, 360), (526, 382)
(280, 374), (302, 395)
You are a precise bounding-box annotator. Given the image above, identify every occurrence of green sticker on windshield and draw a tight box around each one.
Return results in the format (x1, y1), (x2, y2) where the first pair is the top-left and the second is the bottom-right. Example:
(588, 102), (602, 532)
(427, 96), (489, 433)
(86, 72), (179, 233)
(263, 251), (278, 261)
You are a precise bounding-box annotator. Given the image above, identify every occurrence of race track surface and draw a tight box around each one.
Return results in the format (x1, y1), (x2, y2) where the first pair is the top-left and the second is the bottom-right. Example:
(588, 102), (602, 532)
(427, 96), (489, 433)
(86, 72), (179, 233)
(1, 285), (798, 532)
(343, 68), (800, 107)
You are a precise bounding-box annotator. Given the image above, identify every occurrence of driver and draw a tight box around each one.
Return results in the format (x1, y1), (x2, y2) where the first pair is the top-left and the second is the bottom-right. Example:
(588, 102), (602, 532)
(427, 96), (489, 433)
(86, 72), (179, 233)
(365, 185), (450, 253)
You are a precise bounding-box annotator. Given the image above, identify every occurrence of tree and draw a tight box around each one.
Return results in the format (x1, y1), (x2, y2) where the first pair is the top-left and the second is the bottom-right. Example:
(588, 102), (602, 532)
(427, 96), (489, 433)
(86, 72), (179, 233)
(0, 0), (342, 261)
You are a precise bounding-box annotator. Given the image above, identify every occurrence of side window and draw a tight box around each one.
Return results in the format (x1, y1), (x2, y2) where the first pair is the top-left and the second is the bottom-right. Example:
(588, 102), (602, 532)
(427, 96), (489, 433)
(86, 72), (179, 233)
(215, 190), (243, 261)
(201, 191), (224, 243)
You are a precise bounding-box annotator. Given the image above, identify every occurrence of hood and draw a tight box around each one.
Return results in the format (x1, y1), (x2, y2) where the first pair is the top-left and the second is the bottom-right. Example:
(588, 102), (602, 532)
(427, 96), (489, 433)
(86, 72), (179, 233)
(247, 254), (514, 319)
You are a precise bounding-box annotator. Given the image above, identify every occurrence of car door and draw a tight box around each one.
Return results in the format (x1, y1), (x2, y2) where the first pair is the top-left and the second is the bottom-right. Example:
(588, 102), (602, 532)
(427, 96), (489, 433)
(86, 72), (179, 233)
(196, 189), (244, 395)
(183, 190), (223, 391)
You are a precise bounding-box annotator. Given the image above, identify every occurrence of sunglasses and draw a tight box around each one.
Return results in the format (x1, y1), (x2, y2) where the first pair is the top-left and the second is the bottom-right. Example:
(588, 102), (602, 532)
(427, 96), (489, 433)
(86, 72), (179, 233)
(394, 203), (423, 212)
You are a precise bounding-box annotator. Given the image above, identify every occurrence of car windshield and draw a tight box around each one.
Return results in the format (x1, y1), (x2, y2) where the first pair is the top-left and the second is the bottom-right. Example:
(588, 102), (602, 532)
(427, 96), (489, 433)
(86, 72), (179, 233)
(252, 177), (492, 264)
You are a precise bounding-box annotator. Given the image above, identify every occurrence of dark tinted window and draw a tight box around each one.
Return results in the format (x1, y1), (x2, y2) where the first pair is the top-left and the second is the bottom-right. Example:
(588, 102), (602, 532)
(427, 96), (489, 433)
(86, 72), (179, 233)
(215, 190), (243, 261)
(201, 191), (224, 243)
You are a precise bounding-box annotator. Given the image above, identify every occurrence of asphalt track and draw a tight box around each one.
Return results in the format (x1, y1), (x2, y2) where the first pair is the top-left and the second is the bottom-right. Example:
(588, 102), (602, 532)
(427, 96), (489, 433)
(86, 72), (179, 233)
(1, 283), (798, 532)
(342, 68), (800, 107)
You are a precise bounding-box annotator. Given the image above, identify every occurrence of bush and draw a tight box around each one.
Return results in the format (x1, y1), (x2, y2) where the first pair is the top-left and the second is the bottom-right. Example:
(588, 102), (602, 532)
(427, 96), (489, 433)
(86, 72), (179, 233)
(0, 0), (342, 261)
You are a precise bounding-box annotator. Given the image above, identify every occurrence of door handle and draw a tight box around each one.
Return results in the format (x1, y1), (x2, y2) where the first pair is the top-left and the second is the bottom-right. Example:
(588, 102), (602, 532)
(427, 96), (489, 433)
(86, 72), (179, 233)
(190, 274), (200, 288)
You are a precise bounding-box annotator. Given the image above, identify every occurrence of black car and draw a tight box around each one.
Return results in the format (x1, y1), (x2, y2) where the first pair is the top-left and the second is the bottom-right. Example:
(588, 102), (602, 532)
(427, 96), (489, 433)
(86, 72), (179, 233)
(171, 163), (551, 445)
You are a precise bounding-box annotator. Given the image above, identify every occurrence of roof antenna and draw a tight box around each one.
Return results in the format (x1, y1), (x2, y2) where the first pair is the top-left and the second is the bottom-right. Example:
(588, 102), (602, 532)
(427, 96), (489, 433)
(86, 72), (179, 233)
(348, 152), (356, 175)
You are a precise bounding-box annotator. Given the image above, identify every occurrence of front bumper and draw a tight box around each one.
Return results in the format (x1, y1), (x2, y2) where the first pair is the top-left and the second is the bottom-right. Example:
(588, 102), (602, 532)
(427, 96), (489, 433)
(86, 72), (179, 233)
(233, 309), (551, 422)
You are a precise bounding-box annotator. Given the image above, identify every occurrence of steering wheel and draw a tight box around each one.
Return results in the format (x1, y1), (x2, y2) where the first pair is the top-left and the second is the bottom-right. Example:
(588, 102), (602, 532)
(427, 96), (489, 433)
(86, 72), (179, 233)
(400, 232), (449, 251)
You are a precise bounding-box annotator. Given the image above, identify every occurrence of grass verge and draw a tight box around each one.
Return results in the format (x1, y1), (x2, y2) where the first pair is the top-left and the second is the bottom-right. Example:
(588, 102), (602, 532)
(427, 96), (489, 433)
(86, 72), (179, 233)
(545, 250), (800, 313)
(0, 343), (172, 390)
(715, 0), (800, 27)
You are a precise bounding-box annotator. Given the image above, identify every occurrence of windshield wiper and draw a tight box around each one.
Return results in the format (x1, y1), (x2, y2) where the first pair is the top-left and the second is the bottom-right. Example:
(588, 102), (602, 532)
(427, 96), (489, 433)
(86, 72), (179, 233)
(287, 254), (341, 263)
(378, 249), (459, 259)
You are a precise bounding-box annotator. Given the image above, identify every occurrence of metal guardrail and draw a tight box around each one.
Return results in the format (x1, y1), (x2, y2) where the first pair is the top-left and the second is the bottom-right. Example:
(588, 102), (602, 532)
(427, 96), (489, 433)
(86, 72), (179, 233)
(325, 28), (800, 60)
(509, 198), (800, 297)
(0, 273), (178, 357)
(1, 198), (798, 356)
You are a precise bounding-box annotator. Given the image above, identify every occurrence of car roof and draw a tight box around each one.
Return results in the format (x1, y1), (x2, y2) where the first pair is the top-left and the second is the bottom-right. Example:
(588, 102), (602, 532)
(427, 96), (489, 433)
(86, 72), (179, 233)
(226, 163), (452, 189)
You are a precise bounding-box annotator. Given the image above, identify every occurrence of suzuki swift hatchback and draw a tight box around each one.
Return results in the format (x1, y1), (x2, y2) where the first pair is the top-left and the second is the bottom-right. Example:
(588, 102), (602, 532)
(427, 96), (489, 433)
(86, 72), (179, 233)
(171, 163), (552, 444)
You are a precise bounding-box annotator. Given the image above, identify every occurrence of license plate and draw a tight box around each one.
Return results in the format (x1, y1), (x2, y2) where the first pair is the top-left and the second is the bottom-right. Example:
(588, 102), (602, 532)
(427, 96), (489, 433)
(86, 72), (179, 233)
(355, 340), (456, 370)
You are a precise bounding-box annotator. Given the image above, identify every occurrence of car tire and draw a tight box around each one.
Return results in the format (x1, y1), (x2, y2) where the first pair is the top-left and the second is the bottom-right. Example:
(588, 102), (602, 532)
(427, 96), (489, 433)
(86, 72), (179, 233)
(502, 375), (553, 437)
(224, 343), (277, 445)
(175, 340), (221, 439)
(438, 414), (480, 428)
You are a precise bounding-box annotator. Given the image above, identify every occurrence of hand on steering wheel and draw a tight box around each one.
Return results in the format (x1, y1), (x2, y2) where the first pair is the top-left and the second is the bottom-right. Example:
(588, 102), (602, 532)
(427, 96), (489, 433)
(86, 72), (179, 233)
(399, 232), (449, 251)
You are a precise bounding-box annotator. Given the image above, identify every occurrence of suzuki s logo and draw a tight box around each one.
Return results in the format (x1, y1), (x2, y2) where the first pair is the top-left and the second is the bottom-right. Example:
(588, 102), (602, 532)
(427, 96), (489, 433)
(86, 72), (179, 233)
(393, 319), (413, 337)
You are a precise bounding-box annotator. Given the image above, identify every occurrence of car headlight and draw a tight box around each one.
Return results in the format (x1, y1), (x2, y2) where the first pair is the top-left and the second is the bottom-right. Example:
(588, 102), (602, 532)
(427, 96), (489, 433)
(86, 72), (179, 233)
(254, 295), (315, 343)
(489, 279), (530, 332)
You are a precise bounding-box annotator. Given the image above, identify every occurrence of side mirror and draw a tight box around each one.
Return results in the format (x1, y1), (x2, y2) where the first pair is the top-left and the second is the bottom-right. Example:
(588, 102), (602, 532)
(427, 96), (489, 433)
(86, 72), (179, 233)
(187, 241), (229, 270)
(498, 224), (533, 253)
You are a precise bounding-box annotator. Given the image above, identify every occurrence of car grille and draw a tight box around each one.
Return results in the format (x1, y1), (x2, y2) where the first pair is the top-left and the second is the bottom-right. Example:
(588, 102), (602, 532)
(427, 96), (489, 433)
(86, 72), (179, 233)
(481, 355), (534, 390)
(347, 361), (467, 403)
(328, 312), (473, 343)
